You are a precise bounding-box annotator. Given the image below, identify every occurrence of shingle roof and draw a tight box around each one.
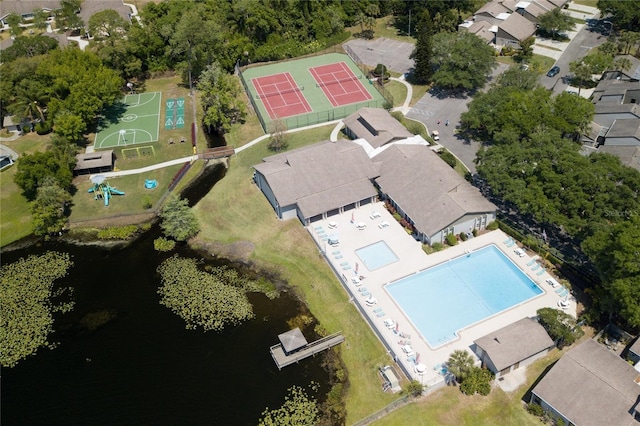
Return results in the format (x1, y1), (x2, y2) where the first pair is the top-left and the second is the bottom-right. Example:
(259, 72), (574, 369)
(477, 1), (512, 17)
(606, 118), (640, 140)
(1, 1), (61, 18)
(466, 20), (496, 43)
(373, 145), (496, 237)
(498, 12), (536, 41)
(599, 145), (640, 172)
(253, 140), (379, 217)
(74, 150), (113, 171)
(278, 328), (307, 353)
(532, 339), (640, 426)
(343, 108), (413, 149)
(475, 317), (554, 371)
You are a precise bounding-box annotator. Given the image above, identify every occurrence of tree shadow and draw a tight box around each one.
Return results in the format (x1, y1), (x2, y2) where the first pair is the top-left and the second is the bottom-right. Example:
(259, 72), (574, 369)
(96, 101), (128, 130)
(428, 86), (472, 100)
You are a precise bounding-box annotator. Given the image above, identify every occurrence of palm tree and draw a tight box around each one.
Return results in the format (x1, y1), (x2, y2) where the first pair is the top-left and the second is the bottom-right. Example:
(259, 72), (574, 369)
(447, 349), (475, 383)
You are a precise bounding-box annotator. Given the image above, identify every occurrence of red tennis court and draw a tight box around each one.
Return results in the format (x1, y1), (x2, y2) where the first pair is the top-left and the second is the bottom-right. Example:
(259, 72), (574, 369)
(251, 73), (312, 120)
(309, 62), (372, 107)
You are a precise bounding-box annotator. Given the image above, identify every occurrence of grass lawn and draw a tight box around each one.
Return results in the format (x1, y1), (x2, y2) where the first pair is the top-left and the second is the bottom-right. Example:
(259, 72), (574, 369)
(573, 0), (598, 7)
(373, 348), (565, 426)
(0, 133), (52, 246)
(192, 125), (402, 423)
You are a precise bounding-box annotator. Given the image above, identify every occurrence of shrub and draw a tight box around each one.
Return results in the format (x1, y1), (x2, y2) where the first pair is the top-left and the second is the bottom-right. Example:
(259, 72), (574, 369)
(472, 228), (478, 237)
(446, 233), (458, 246)
(35, 122), (52, 135)
(431, 242), (444, 251)
(393, 212), (402, 221)
(403, 380), (424, 397)
(154, 237), (175, 252)
(459, 367), (493, 396)
(142, 195), (153, 210)
(97, 225), (138, 240)
(486, 221), (499, 230)
(439, 150), (457, 168)
(527, 402), (545, 417)
(459, 232), (468, 241)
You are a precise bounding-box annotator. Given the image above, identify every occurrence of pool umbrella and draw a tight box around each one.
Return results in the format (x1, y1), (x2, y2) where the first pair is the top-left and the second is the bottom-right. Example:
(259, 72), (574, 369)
(91, 174), (106, 184)
(351, 211), (355, 223)
(395, 321), (399, 333)
(415, 353), (420, 363)
(355, 262), (359, 274)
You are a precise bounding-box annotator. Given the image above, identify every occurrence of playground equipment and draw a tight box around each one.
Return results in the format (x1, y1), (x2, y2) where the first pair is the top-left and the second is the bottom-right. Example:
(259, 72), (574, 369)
(144, 179), (157, 189)
(88, 175), (125, 206)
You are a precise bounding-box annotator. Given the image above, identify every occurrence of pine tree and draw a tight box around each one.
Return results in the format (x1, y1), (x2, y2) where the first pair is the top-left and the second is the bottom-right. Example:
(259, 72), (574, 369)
(411, 10), (434, 84)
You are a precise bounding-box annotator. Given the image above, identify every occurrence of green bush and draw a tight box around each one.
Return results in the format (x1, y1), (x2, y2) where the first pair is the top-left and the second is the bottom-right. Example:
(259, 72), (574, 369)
(154, 237), (176, 252)
(446, 233), (458, 246)
(431, 242), (444, 251)
(393, 212), (402, 221)
(459, 367), (493, 396)
(486, 221), (499, 231)
(142, 195), (153, 210)
(97, 225), (138, 240)
(459, 232), (468, 241)
(526, 403), (545, 417)
(35, 122), (52, 135)
(472, 228), (478, 237)
(439, 150), (457, 168)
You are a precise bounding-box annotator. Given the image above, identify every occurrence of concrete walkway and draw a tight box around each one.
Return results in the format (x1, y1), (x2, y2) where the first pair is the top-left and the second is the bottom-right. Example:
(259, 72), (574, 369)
(0, 144), (19, 160)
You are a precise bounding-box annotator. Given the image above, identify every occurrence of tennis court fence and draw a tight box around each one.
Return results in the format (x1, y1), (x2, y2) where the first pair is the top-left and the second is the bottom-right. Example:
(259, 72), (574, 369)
(343, 44), (394, 107)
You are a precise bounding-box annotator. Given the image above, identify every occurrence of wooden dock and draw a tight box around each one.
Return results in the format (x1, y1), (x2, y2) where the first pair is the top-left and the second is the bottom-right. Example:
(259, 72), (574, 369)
(270, 332), (345, 369)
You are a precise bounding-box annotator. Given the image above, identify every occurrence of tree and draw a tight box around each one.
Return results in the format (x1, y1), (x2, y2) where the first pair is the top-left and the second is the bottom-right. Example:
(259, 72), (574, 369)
(157, 256), (254, 331)
(88, 9), (129, 46)
(258, 385), (319, 426)
(495, 66), (540, 91)
(14, 150), (74, 201)
(447, 349), (475, 383)
(0, 252), (74, 367)
(537, 307), (584, 348)
(515, 36), (535, 63)
(410, 10), (434, 84)
(159, 195), (200, 241)
(618, 31), (640, 55)
(431, 31), (497, 92)
(459, 367), (493, 396)
(56, 0), (83, 32)
(267, 119), (288, 152)
(598, 0), (640, 30)
(32, 9), (50, 31)
(537, 9), (575, 39)
(0, 35), (59, 63)
(569, 60), (594, 94)
(613, 56), (633, 73)
(53, 111), (86, 143)
(30, 177), (72, 237)
(5, 13), (24, 37)
(551, 92), (595, 136)
(198, 63), (247, 135)
(403, 380), (424, 397)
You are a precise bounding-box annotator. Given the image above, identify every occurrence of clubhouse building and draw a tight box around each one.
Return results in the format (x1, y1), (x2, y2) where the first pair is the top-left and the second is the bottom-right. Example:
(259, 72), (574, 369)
(253, 109), (497, 245)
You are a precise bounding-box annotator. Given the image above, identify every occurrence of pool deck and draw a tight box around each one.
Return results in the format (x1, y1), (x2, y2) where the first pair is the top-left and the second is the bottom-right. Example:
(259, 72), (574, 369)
(309, 202), (576, 388)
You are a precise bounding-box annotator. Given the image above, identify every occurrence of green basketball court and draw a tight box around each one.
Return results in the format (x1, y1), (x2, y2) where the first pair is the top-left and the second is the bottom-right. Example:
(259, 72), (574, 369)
(94, 92), (162, 149)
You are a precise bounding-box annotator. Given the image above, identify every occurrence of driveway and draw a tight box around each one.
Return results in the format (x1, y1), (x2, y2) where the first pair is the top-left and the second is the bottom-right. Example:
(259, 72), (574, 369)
(343, 37), (415, 75)
(406, 63), (509, 174)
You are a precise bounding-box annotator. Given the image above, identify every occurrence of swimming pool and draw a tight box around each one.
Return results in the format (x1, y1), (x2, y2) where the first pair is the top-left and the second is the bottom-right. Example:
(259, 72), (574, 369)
(386, 245), (542, 348)
(356, 241), (399, 271)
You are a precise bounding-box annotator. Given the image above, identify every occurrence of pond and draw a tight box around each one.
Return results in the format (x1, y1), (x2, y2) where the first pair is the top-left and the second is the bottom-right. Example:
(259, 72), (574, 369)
(1, 164), (332, 425)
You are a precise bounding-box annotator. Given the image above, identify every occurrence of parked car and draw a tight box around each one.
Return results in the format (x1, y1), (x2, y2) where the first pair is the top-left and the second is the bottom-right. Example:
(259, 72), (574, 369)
(547, 66), (560, 77)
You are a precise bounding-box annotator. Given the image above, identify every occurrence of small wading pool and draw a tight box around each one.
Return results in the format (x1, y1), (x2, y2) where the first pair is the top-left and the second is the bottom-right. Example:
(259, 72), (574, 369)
(386, 245), (542, 348)
(355, 241), (399, 271)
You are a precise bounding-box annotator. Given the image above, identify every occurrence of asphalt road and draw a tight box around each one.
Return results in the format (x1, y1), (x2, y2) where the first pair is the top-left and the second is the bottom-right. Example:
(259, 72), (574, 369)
(540, 18), (606, 93)
(406, 63), (509, 174)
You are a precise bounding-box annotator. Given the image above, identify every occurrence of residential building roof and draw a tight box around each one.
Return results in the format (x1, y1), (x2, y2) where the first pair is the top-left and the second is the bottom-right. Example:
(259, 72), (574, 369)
(595, 103), (640, 116)
(592, 79), (640, 104)
(1, 1), (61, 19)
(373, 144), (496, 237)
(498, 12), (536, 41)
(343, 108), (413, 149)
(465, 20), (496, 43)
(606, 118), (640, 140)
(477, 1), (513, 18)
(532, 339), (640, 426)
(474, 317), (554, 372)
(253, 140), (379, 218)
(599, 145), (640, 172)
(630, 337), (640, 358)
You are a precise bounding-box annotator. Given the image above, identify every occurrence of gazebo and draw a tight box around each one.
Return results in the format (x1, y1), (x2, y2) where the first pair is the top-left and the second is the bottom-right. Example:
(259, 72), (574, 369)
(277, 328), (308, 355)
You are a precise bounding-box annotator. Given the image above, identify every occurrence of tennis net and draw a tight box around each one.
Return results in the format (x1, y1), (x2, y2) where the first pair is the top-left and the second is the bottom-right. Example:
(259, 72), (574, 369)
(315, 75), (363, 88)
(255, 86), (304, 99)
